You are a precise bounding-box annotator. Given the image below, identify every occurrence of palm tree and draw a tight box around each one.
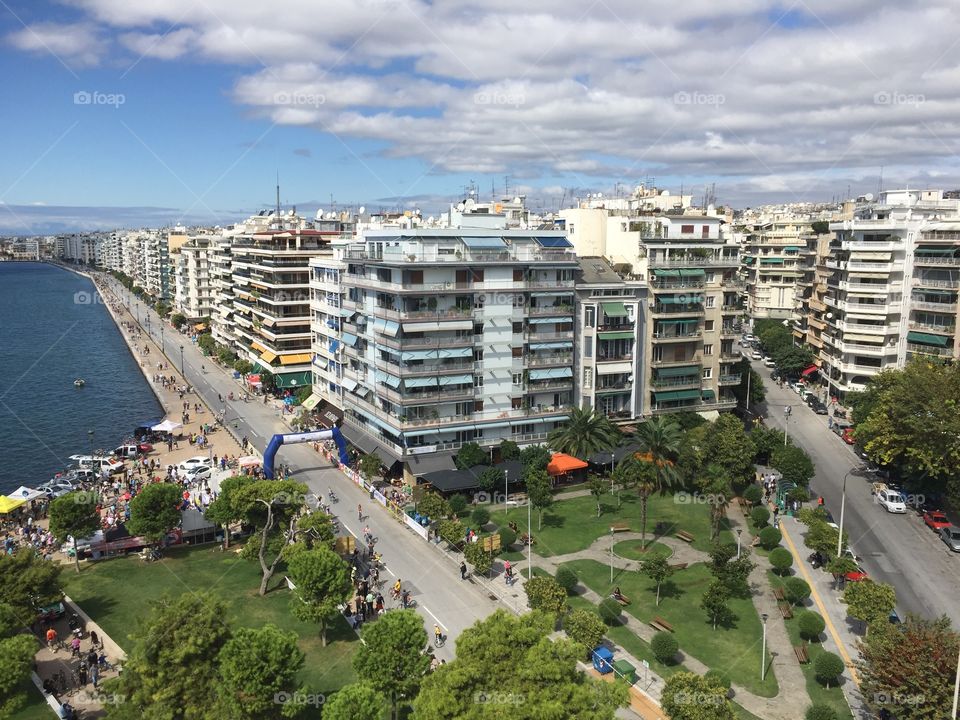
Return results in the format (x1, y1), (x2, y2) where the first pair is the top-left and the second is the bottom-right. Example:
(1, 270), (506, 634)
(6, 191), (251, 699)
(702, 463), (732, 540)
(633, 417), (683, 548)
(547, 407), (620, 460)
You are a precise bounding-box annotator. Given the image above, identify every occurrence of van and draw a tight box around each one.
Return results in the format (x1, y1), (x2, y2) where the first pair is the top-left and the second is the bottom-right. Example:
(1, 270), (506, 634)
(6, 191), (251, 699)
(69, 455), (125, 475)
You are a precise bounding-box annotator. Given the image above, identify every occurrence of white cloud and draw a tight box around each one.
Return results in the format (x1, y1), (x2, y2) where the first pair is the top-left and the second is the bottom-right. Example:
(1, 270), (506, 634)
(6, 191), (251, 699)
(7, 22), (104, 67)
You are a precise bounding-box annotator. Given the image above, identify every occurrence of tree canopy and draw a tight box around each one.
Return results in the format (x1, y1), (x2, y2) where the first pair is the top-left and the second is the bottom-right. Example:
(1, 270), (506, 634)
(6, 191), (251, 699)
(354, 610), (431, 719)
(126, 482), (184, 542)
(48, 491), (102, 573)
(548, 407), (620, 460)
(287, 547), (352, 647)
(661, 671), (736, 719)
(216, 625), (304, 720)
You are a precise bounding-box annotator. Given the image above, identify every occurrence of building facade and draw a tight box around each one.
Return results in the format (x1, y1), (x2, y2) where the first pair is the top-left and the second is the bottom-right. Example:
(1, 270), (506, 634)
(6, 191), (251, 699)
(741, 217), (815, 319)
(173, 237), (215, 320)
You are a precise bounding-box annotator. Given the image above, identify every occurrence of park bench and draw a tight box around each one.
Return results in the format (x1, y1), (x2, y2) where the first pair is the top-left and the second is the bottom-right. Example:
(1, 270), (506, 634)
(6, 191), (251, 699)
(612, 591), (631, 606)
(676, 530), (695, 543)
(793, 644), (809, 664)
(772, 587), (786, 602)
(610, 522), (630, 533)
(778, 602), (793, 619)
(649, 616), (674, 633)
(668, 562), (688, 571)
(520, 533), (536, 546)
(738, 497), (751, 510)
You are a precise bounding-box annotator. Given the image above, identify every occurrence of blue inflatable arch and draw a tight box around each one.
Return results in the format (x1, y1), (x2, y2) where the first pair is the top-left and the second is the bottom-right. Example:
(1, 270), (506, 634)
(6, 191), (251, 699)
(262, 427), (350, 479)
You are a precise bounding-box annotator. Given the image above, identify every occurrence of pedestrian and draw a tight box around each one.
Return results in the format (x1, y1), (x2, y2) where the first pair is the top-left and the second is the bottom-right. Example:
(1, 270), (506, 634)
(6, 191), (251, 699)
(358, 504), (363, 521)
(89, 630), (99, 649)
(46, 627), (58, 651)
(460, 561), (467, 580)
(78, 661), (88, 686)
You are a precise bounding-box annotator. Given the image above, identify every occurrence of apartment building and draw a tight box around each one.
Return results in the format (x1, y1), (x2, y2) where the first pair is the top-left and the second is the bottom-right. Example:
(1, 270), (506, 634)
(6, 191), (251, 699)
(209, 236), (235, 348)
(172, 237), (215, 320)
(792, 232), (833, 354)
(322, 228), (577, 478)
(741, 217), (815, 319)
(575, 257), (646, 420)
(820, 189), (960, 398)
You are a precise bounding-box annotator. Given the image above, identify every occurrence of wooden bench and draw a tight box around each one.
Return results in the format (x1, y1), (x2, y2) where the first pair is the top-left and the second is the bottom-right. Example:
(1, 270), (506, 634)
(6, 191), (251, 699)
(778, 602), (793, 619)
(610, 522), (631, 533)
(649, 616), (674, 633)
(676, 530), (695, 543)
(668, 562), (688, 571)
(612, 592), (631, 606)
(772, 587), (786, 602)
(793, 644), (809, 664)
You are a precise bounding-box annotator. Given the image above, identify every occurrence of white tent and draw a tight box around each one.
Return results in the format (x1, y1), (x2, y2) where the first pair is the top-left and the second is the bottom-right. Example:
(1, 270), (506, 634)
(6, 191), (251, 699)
(237, 456), (261, 468)
(7, 486), (43, 502)
(152, 419), (183, 433)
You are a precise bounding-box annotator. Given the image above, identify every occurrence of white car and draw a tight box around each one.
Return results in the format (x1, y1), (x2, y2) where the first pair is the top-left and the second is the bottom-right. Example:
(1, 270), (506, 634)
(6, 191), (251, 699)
(790, 382), (806, 394)
(876, 489), (907, 513)
(178, 456), (210, 472)
(37, 480), (76, 498)
(763, 357), (776, 368)
(751, 350), (763, 360)
(185, 465), (212, 481)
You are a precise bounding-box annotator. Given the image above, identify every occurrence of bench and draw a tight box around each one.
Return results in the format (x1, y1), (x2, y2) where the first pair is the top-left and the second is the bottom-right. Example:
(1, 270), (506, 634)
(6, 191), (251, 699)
(649, 616), (674, 633)
(668, 562), (688, 571)
(676, 530), (695, 543)
(772, 587), (786, 602)
(778, 602), (794, 619)
(612, 592), (631, 606)
(793, 644), (809, 664)
(610, 522), (630, 533)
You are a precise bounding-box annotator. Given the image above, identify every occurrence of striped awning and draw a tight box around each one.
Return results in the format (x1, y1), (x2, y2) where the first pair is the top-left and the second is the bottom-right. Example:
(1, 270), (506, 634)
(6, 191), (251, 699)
(529, 367), (573, 380)
(260, 350), (277, 364)
(404, 377), (438, 388)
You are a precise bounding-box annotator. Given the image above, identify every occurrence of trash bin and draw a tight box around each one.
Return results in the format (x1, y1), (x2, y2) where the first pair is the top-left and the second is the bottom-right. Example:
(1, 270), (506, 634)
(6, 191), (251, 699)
(592, 646), (614, 674)
(613, 659), (636, 684)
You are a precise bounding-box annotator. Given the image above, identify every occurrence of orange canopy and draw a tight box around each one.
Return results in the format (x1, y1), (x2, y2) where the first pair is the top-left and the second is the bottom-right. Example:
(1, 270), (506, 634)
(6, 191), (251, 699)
(547, 453), (589, 476)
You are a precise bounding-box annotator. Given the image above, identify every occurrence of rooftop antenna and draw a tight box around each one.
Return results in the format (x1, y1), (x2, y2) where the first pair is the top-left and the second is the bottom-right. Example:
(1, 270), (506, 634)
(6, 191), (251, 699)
(275, 172), (281, 227)
(504, 175), (510, 198)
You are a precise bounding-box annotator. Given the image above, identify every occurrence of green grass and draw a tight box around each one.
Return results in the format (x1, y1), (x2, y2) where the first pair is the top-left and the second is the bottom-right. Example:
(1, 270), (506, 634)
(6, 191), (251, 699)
(767, 572), (853, 719)
(9, 680), (54, 720)
(503, 491), (731, 557)
(565, 559), (779, 698)
(62, 544), (358, 696)
(614, 540), (672, 561)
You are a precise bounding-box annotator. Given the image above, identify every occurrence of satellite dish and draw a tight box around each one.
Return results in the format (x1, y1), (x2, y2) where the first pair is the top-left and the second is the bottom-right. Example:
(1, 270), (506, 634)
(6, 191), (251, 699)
(826, 312), (833, 319)
(358, 206), (366, 215)
(513, 196), (522, 204)
(457, 203), (465, 211)
(864, 193), (874, 201)
(661, 190), (670, 196)
(315, 210), (324, 220)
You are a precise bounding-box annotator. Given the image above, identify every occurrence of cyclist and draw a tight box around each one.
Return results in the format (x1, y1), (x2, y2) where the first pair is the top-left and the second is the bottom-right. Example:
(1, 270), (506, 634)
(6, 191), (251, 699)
(434, 624), (443, 646)
(393, 579), (402, 599)
(402, 590), (412, 608)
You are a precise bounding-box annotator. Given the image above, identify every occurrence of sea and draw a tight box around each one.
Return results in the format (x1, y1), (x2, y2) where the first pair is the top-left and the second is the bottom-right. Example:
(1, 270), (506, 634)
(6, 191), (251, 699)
(0, 262), (163, 494)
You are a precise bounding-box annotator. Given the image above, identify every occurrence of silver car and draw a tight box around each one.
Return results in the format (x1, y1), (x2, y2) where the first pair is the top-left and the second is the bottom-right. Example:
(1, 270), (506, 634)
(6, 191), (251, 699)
(941, 526), (960, 552)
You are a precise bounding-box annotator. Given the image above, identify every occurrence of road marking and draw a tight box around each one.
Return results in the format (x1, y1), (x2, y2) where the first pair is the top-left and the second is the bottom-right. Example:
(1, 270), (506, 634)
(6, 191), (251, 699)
(422, 605), (446, 630)
(781, 522), (861, 686)
(344, 526), (357, 538)
(384, 567), (395, 577)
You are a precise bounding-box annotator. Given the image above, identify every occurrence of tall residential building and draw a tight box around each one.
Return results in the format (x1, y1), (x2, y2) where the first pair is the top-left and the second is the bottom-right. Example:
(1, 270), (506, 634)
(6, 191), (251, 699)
(792, 232), (833, 354)
(819, 189), (960, 398)
(318, 228), (577, 478)
(741, 217), (815, 319)
(574, 257), (646, 420)
(209, 237), (235, 348)
(172, 237), (215, 320)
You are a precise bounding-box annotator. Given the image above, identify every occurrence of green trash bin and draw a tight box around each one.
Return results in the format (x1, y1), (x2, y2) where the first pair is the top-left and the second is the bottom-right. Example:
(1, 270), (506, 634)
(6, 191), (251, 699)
(613, 659), (636, 684)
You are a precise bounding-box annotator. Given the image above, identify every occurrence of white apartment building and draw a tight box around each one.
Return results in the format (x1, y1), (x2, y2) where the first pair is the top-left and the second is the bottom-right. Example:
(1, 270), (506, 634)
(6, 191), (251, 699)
(820, 189), (960, 398)
(173, 237), (215, 320)
(741, 217), (816, 319)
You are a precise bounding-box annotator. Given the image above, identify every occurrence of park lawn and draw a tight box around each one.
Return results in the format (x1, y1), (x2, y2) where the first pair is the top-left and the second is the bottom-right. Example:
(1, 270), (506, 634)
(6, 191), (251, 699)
(767, 572), (854, 720)
(502, 491), (729, 557)
(62, 544), (358, 696)
(565, 559), (779, 698)
(614, 540), (672, 561)
(9, 680), (54, 720)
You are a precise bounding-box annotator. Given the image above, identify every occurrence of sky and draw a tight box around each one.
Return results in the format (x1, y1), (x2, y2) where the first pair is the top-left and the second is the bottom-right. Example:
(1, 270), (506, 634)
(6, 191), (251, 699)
(2, 0), (960, 234)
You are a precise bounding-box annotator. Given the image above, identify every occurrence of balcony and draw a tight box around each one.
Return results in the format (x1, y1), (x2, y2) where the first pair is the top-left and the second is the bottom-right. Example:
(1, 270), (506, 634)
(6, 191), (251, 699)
(597, 353), (633, 363)
(912, 256), (960, 266)
(650, 377), (701, 389)
(908, 320), (955, 334)
(528, 305), (574, 316)
(345, 247), (577, 265)
(649, 256), (739, 268)
(652, 280), (705, 290)
(907, 343), (953, 357)
(719, 352), (741, 362)
(381, 386), (476, 405)
(840, 241), (900, 252)
(848, 261), (903, 272)
(651, 304), (706, 316)
(912, 277), (960, 289)
(911, 300), (957, 313)
(525, 331), (575, 342)
(652, 330), (701, 342)
(595, 383), (633, 394)
(526, 353), (573, 367)
(718, 374), (742, 385)
(651, 356), (702, 367)
(377, 334), (476, 350)
(843, 303), (901, 315)
(527, 380), (575, 393)
(831, 340), (897, 356)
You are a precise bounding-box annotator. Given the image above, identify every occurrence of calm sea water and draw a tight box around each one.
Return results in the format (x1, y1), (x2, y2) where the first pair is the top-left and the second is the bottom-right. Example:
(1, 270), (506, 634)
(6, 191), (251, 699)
(0, 263), (163, 493)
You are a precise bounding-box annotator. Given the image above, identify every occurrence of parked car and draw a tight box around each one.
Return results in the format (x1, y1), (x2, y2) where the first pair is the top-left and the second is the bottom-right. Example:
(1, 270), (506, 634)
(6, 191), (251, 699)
(790, 381), (806, 394)
(178, 456), (210, 472)
(751, 350), (763, 360)
(924, 510), (951, 531)
(68, 455), (125, 475)
(763, 357), (776, 368)
(809, 398), (829, 415)
(36, 480), (76, 498)
(184, 465), (212, 481)
(941, 526), (960, 552)
(876, 488), (907, 513)
(62, 468), (97, 484)
(844, 564), (869, 582)
(841, 427), (856, 445)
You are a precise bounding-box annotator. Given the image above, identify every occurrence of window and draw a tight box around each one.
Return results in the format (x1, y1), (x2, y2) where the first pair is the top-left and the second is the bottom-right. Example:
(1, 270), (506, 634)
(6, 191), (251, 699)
(702, 225), (710, 238)
(513, 373), (523, 385)
(681, 224), (694, 234)
(513, 322), (523, 334)
(475, 375), (483, 387)
(512, 397), (522, 409)
(705, 295), (716, 308)
(474, 400), (484, 412)
(584, 336), (593, 358)
(702, 368), (712, 379)
(512, 347), (522, 358)
(584, 306), (596, 328)
(474, 323), (484, 335)
(569, 224), (575, 234)
(706, 272), (715, 283)
(704, 320), (714, 331)
(703, 344), (714, 355)
(583, 368), (592, 388)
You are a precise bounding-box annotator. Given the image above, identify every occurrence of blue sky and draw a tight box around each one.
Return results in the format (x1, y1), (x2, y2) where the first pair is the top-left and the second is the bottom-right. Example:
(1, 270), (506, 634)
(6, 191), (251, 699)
(2, 0), (960, 233)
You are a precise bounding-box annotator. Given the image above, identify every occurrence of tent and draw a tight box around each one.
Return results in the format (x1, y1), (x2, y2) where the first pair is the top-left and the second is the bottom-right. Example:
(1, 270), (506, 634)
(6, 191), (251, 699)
(547, 453), (589, 476)
(237, 456), (261, 468)
(247, 374), (262, 388)
(7, 486), (43, 502)
(152, 419), (183, 433)
(0, 496), (26, 514)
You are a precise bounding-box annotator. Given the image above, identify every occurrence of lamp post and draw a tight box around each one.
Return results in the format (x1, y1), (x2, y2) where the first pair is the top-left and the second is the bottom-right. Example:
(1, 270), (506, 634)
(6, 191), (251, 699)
(784, 405), (792, 446)
(527, 495), (533, 581)
(609, 527), (615, 583)
(504, 469), (509, 514)
(88, 429), (94, 457)
(179, 345), (185, 377)
(736, 528), (743, 559)
(837, 467), (860, 557)
(160, 321), (164, 350)
(952, 641), (960, 719)
(761, 613), (769, 682)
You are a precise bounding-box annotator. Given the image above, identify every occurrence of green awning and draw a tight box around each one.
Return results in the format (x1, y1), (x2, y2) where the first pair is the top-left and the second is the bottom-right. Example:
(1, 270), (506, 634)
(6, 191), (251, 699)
(601, 301), (629, 318)
(760, 258), (785, 265)
(916, 246), (955, 256)
(653, 389), (701, 402)
(656, 366), (700, 378)
(907, 331), (949, 347)
(657, 296), (681, 305)
(653, 269), (681, 277)
(657, 319), (698, 326)
(701, 389), (716, 401)
(784, 246), (801, 251)
(679, 268), (706, 277)
(742, 256), (755, 264)
(598, 331), (634, 341)
(274, 371), (312, 389)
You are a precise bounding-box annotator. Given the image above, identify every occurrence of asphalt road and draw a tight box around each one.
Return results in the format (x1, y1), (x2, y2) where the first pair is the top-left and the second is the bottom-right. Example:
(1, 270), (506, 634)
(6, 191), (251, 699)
(748, 356), (960, 628)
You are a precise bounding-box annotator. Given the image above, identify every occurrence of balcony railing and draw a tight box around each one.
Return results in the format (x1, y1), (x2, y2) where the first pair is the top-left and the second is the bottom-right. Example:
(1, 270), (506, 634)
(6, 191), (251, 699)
(651, 305), (705, 315)
(649, 256), (739, 267)
(911, 300), (957, 312)
(652, 330), (701, 341)
(718, 374), (742, 384)
(345, 248), (577, 265)
(650, 377), (701, 389)
(907, 343), (953, 357)
(651, 356), (702, 367)
(525, 331), (575, 341)
(912, 277), (960, 288)
(527, 380), (575, 392)
(908, 321), (955, 333)
(526, 354), (573, 367)
(528, 305), (574, 316)
(652, 280), (705, 290)
(597, 353), (633, 362)
(912, 256), (960, 266)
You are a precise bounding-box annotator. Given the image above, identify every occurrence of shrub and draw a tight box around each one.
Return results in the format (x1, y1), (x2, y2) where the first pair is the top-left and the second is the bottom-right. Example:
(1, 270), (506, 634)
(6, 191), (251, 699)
(758, 526), (782, 550)
(798, 611), (826, 641)
(563, 609), (606, 655)
(597, 598), (622, 626)
(498, 527), (517, 549)
(813, 652), (845, 687)
(788, 487), (811, 503)
(742, 485), (763, 506)
(555, 566), (578, 595)
(797, 507), (828, 526)
(455, 442), (489, 470)
(704, 669), (731, 690)
(769, 547), (794, 575)
(785, 577), (812, 606)
(751, 506), (770, 529)
(650, 632), (679, 664)
(498, 439), (521, 461)
(471, 507), (490, 527)
(448, 494), (468, 515)
(805, 703), (838, 720)
(464, 542), (493, 576)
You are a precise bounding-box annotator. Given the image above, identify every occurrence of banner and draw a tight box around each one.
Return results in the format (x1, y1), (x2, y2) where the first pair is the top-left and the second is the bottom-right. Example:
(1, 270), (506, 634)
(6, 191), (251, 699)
(404, 513), (430, 540)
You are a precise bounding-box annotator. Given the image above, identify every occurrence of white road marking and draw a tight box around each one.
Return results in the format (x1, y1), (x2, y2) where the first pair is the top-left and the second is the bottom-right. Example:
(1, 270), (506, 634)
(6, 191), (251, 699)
(385, 567), (395, 577)
(422, 605), (446, 630)
(344, 526), (357, 538)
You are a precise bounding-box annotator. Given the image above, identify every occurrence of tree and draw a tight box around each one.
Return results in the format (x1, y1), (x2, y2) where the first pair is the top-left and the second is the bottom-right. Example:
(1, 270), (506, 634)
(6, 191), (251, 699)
(108, 592), (231, 720)
(769, 547), (793, 575)
(520, 444), (551, 473)
(470, 506), (490, 527)
(448, 493), (468, 515)
(563, 608), (606, 655)
(843, 580), (896, 635)
(358, 453), (382, 484)
(813, 652), (845, 688)
(733, 359), (766, 407)
(700, 464), (733, 540)
(524, 576), (567, 617)
(417, 492), (451, 522)
(548, 406), (620, 459)
(785, 577), (811, 606)
(217, 625), (304, 719)
(587, 477), (608, 517)
(751, 425), (786, 464)
(704, 669), (731, 692)
(826, 557), (858, 587)
(806, 704), (838, 720)
(640, 555), (674, 607)
(170, 312), (186, 329)
(0, 548), (62, 619)
(48, 491), (101, 573)
(661, 672), (736, 720)
(126, 482), (183, 543)
(702, 414), (756, 488)
(771, 444), (816, 488)
(628, 457), (666, 549)
(287, 547), (352, 647)
(438, 518), (464, 546)
(858, 615), (959, 720)
(204, 475), (256, 549)
(525, 468), (553, 530)
(322, 683), (386, 720)
(806, 521), (842, 557)
(598, 597), (622, 626)
(233, 359), (253, 375)
(700, 580), (734, 629)
(476, 466), (504, 494)
(0, 602), (36, 719)
(811, 220), (829, 234)
(555, 566), (578, 595)
(635, 415), (682, 488)
(751, 505), (770, 528)
(798, 611), (826, 641)
(498, 526), (517, 549)
(413, 610), (627, 720)
(463, 541), (493, 576)
(742, 484), (763, 505)
(454, 442), (489, 470)
(651, 632), (679, 664)
(354, 610), (431, 720)
(498, 439), (520, 461)
(774, 345), (815, 376)
(758, 526), (782, 550)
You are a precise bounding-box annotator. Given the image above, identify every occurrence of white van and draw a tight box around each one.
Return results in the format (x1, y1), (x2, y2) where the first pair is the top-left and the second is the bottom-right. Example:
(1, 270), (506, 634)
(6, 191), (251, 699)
(69, 455), (125, 475)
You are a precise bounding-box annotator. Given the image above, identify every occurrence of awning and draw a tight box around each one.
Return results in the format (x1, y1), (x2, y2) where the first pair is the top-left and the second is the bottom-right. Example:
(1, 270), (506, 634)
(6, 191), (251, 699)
(194, 323), (207, 331)
(340, 308), (356, 317)
(0, 496), (26, 514)
(760, 258), (784, 265)
(534, 236), (573, 248)
(701, 389), (716, 401)
(328, 339), (340, 353)
(598, 331), (634, 340)
(907, 331), (949, 347)
(916, 246), (955, 256)
(438, 347), (474, 359)
(679, 268), (706, 277)
(656, 365), (699, 378)
(914, 289), (955, 297)
(280, 353), (311, 365)
(301, 395), (321, 410)
(401, 349), (438, 361)
(742, 257), (755, 264)
(438, 374), (473, 386)
(844, 334), (884, 343)
(653, 389), (701, 402)
(547, 453), (588, 476)
(250, 341), (267, 354)
(801, 365), (819, 377)
(601, 301), (629, 317)
(657, 296), (681, 305)
(341, 377), (359, 392)
(404, 377), (438, 388)
(275, 371), (312, 388)
(462, 236), (506, 249)
(529, 341), (573, 350)
(8, 486), (44, 502)
(528, 316), (567, 324)
(260, 350), (277, 363)
(653, 269), (681, 277)
(403, 320), (473, 332)
(342, 333), (358, 347)
(529, 367), (574, 380)
(657, 319), (698, 326)
(152, 419), (182, 432)
(375, 370), (401, 388)
(531, 291), (574, 297)
(784, 246), (801, 252)
(382, 320), (400, 337)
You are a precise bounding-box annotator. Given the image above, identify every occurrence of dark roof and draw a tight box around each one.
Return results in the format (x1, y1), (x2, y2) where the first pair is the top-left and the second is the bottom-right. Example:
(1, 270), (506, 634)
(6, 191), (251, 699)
(588, 443), (644, 466)
(420, 460), (524, 494)
(406, 452), (457, 475)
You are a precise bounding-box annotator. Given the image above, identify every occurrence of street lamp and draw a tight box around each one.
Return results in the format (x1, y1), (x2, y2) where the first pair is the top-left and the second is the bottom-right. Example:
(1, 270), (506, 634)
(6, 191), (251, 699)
(179, 344), (185, 377)
(837, 466), (861, 557)
(527, 495), (533, 581)
(610, 527), (615, 583)
(784, 405), (792, 446)
(952, 641), (960, 719)
(88, 429), (94, 457)
(736, 528), (743, 559)
(160, 321), (164, 350)
(504, 469), (509, 514)
(761, 613), (769, 682)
